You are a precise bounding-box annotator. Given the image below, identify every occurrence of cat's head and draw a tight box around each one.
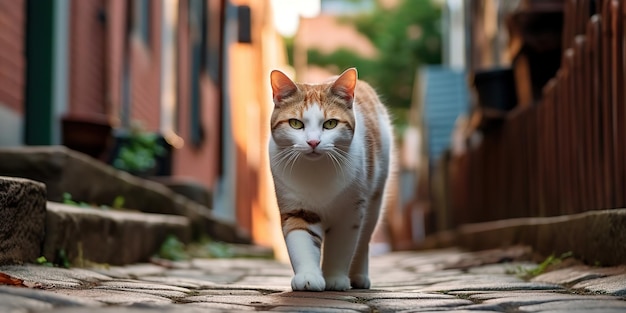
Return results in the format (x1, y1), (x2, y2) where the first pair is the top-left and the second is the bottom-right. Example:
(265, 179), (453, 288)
(269, 68), (357, 161)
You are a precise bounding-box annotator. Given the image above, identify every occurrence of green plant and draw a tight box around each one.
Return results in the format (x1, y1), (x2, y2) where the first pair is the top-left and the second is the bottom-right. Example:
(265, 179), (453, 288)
(157, 235), (250, 261)
(516, 251), (573, 279)
(158, 235), (189, 261)
(36, 256), (53, 267)
(112, 196), (125, 209)
(113, 125), (166, 173)
(62, 193), (90, 208)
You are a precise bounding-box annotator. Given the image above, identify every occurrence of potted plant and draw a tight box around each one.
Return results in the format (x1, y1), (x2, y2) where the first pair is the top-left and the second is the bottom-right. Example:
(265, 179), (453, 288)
(109, 122), (171, 177)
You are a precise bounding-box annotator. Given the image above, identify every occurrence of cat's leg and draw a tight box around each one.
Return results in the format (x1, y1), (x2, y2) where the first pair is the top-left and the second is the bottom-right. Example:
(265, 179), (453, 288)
(349, 192), (383, 289)
(282, 210), (325, 291)
(321, 210), (362, 291)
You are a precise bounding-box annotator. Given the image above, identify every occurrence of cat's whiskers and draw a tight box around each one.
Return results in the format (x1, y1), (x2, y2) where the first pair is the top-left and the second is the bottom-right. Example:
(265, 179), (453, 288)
(326, 151), (342, 178)
(272, 148), (299, 178)
(331, 147), (353, 167)
(287, 149), (300, 178)
(271, 148), (293, 166)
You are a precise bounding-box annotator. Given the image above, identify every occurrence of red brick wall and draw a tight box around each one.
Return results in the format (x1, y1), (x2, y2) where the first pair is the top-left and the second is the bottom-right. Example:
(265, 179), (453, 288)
(0, 0), (26, 114)
(105, 0), (126, 123)
(129, 2), (162, 131)
(171, 1), (221, 190)
(69, 0), (107, 116)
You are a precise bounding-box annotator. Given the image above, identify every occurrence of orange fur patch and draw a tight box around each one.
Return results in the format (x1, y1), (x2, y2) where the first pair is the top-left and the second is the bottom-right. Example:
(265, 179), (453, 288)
(280, 210), (323, 248)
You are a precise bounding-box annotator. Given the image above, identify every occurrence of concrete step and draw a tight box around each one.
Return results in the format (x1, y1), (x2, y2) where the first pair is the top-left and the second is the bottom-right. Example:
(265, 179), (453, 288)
(0, 146), (249, 244)
(0, 176), (46, 265)
(44, 202), (191, 266)
(0, 174), (192, 266)
(419, 208), (626, 266)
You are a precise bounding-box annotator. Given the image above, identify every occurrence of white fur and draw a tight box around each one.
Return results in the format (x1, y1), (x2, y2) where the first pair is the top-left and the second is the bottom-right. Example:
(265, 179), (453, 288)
(270, 102), (392, 291)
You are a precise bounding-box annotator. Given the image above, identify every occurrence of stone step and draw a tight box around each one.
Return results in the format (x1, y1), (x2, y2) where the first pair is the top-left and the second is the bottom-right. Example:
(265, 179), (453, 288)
(44, 202), (191, 266)
(0, 146), (249, 244)
(1, 174), (192, 266)
(0, 176), (46, 265)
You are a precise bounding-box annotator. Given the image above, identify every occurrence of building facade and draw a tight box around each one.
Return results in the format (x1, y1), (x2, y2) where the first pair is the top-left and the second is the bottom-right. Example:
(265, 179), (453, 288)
(0, 0), (286, 250)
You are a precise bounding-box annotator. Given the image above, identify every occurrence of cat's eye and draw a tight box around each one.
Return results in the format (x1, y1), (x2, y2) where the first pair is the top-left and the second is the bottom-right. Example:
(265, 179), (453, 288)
(323, 119), (338, 129)
(288, 119), (304, 129)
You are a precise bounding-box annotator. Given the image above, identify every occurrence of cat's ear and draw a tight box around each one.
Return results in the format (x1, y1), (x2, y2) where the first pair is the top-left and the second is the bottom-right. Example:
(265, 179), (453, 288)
(331, 68), (357, 108)
(270, 70), (298, 107)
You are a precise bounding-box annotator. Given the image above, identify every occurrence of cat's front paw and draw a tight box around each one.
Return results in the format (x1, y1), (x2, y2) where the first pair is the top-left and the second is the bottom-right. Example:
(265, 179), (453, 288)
(324, 275), (351, 291)
(350, 274), (371, 289)
(292, 272), (325, 291)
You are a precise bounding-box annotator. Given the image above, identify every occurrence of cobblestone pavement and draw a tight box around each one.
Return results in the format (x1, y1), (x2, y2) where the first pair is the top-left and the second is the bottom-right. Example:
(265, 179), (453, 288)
(1, 247), (625, 312)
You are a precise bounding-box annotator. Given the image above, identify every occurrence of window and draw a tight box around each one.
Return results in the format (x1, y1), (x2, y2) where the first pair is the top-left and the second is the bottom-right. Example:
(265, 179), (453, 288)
(134, 0), (151, 45)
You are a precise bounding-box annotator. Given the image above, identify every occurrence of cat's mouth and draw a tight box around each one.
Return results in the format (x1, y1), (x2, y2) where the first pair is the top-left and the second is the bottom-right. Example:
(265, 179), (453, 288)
(304, 151), (324, 160)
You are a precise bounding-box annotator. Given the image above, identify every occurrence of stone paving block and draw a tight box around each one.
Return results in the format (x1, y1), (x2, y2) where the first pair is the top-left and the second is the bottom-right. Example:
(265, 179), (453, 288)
(164, 269), (244, 284)
(237, 275), (292, 287)
(411, 273), (522, 288)
(531, 265), (612, 285)
(571, 274), (626, 296)
(201, 283), (290, 293)
(183, 295), (370, 312)
(272, 291), (358, 301)
(0, 285), (103, 307)
(251, 267), (294, 277)
(417, 280), (562, 293)
(45, 202), (191, 265)
(370, 272), (424, 286)
(43, 306), (238, 313)
(90, 264), (167, 279)
(519, 299), (626, 312)
(185, 302), (258, 311)
(49, 289), (173, 305)
(448, 303), (504, 311)
(138, 275), (216, 289)
(0, 293), (54, 311)
(103, 288), (189, 298)
(367, 298), (474, 313)
(400, 310), (497, 313)
(477, 293), (620, 309)
(0, 265), (111, 289)
(467, 262), (537, 275)
(269, 307), (363, 312)
(195, 289), (264, 296)
(320, 291), (456, 301)
(95, 280), (192, 294)
(191, 258), (288, 272)
(541, 308), (624, 313)
(467, 291), (617, 301)
(0, 176), (46, 265)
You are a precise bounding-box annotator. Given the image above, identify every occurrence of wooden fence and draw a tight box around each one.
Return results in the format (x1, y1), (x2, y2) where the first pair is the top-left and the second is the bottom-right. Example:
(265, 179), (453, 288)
(444, 0), (625, 228)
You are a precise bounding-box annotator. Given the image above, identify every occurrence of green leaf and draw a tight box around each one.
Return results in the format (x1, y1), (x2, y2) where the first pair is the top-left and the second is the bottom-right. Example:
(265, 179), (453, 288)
(158, 235), (189, 261)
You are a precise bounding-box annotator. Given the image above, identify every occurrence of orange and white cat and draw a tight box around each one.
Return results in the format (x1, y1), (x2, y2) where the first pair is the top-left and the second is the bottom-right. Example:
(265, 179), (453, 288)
(268, 68), (393, 291)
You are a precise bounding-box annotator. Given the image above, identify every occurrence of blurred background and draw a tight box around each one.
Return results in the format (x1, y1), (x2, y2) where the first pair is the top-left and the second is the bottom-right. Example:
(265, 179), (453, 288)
(1, 0), (621, 260)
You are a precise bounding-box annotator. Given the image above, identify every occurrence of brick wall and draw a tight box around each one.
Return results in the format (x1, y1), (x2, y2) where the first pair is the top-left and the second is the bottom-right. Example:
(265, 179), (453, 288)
(0, 0), (26, 114)
(69, 0), (107, 116)
(171, 0), (221, 190)
(129, 2), (162, 131)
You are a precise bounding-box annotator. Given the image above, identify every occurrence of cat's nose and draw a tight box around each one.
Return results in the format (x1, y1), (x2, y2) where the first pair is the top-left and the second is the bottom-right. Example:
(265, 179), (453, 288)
(307, 139), (320, 149)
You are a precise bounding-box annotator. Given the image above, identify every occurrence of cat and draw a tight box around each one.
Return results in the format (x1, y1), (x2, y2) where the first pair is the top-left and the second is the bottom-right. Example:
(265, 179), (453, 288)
(268, 68), (393, 291)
